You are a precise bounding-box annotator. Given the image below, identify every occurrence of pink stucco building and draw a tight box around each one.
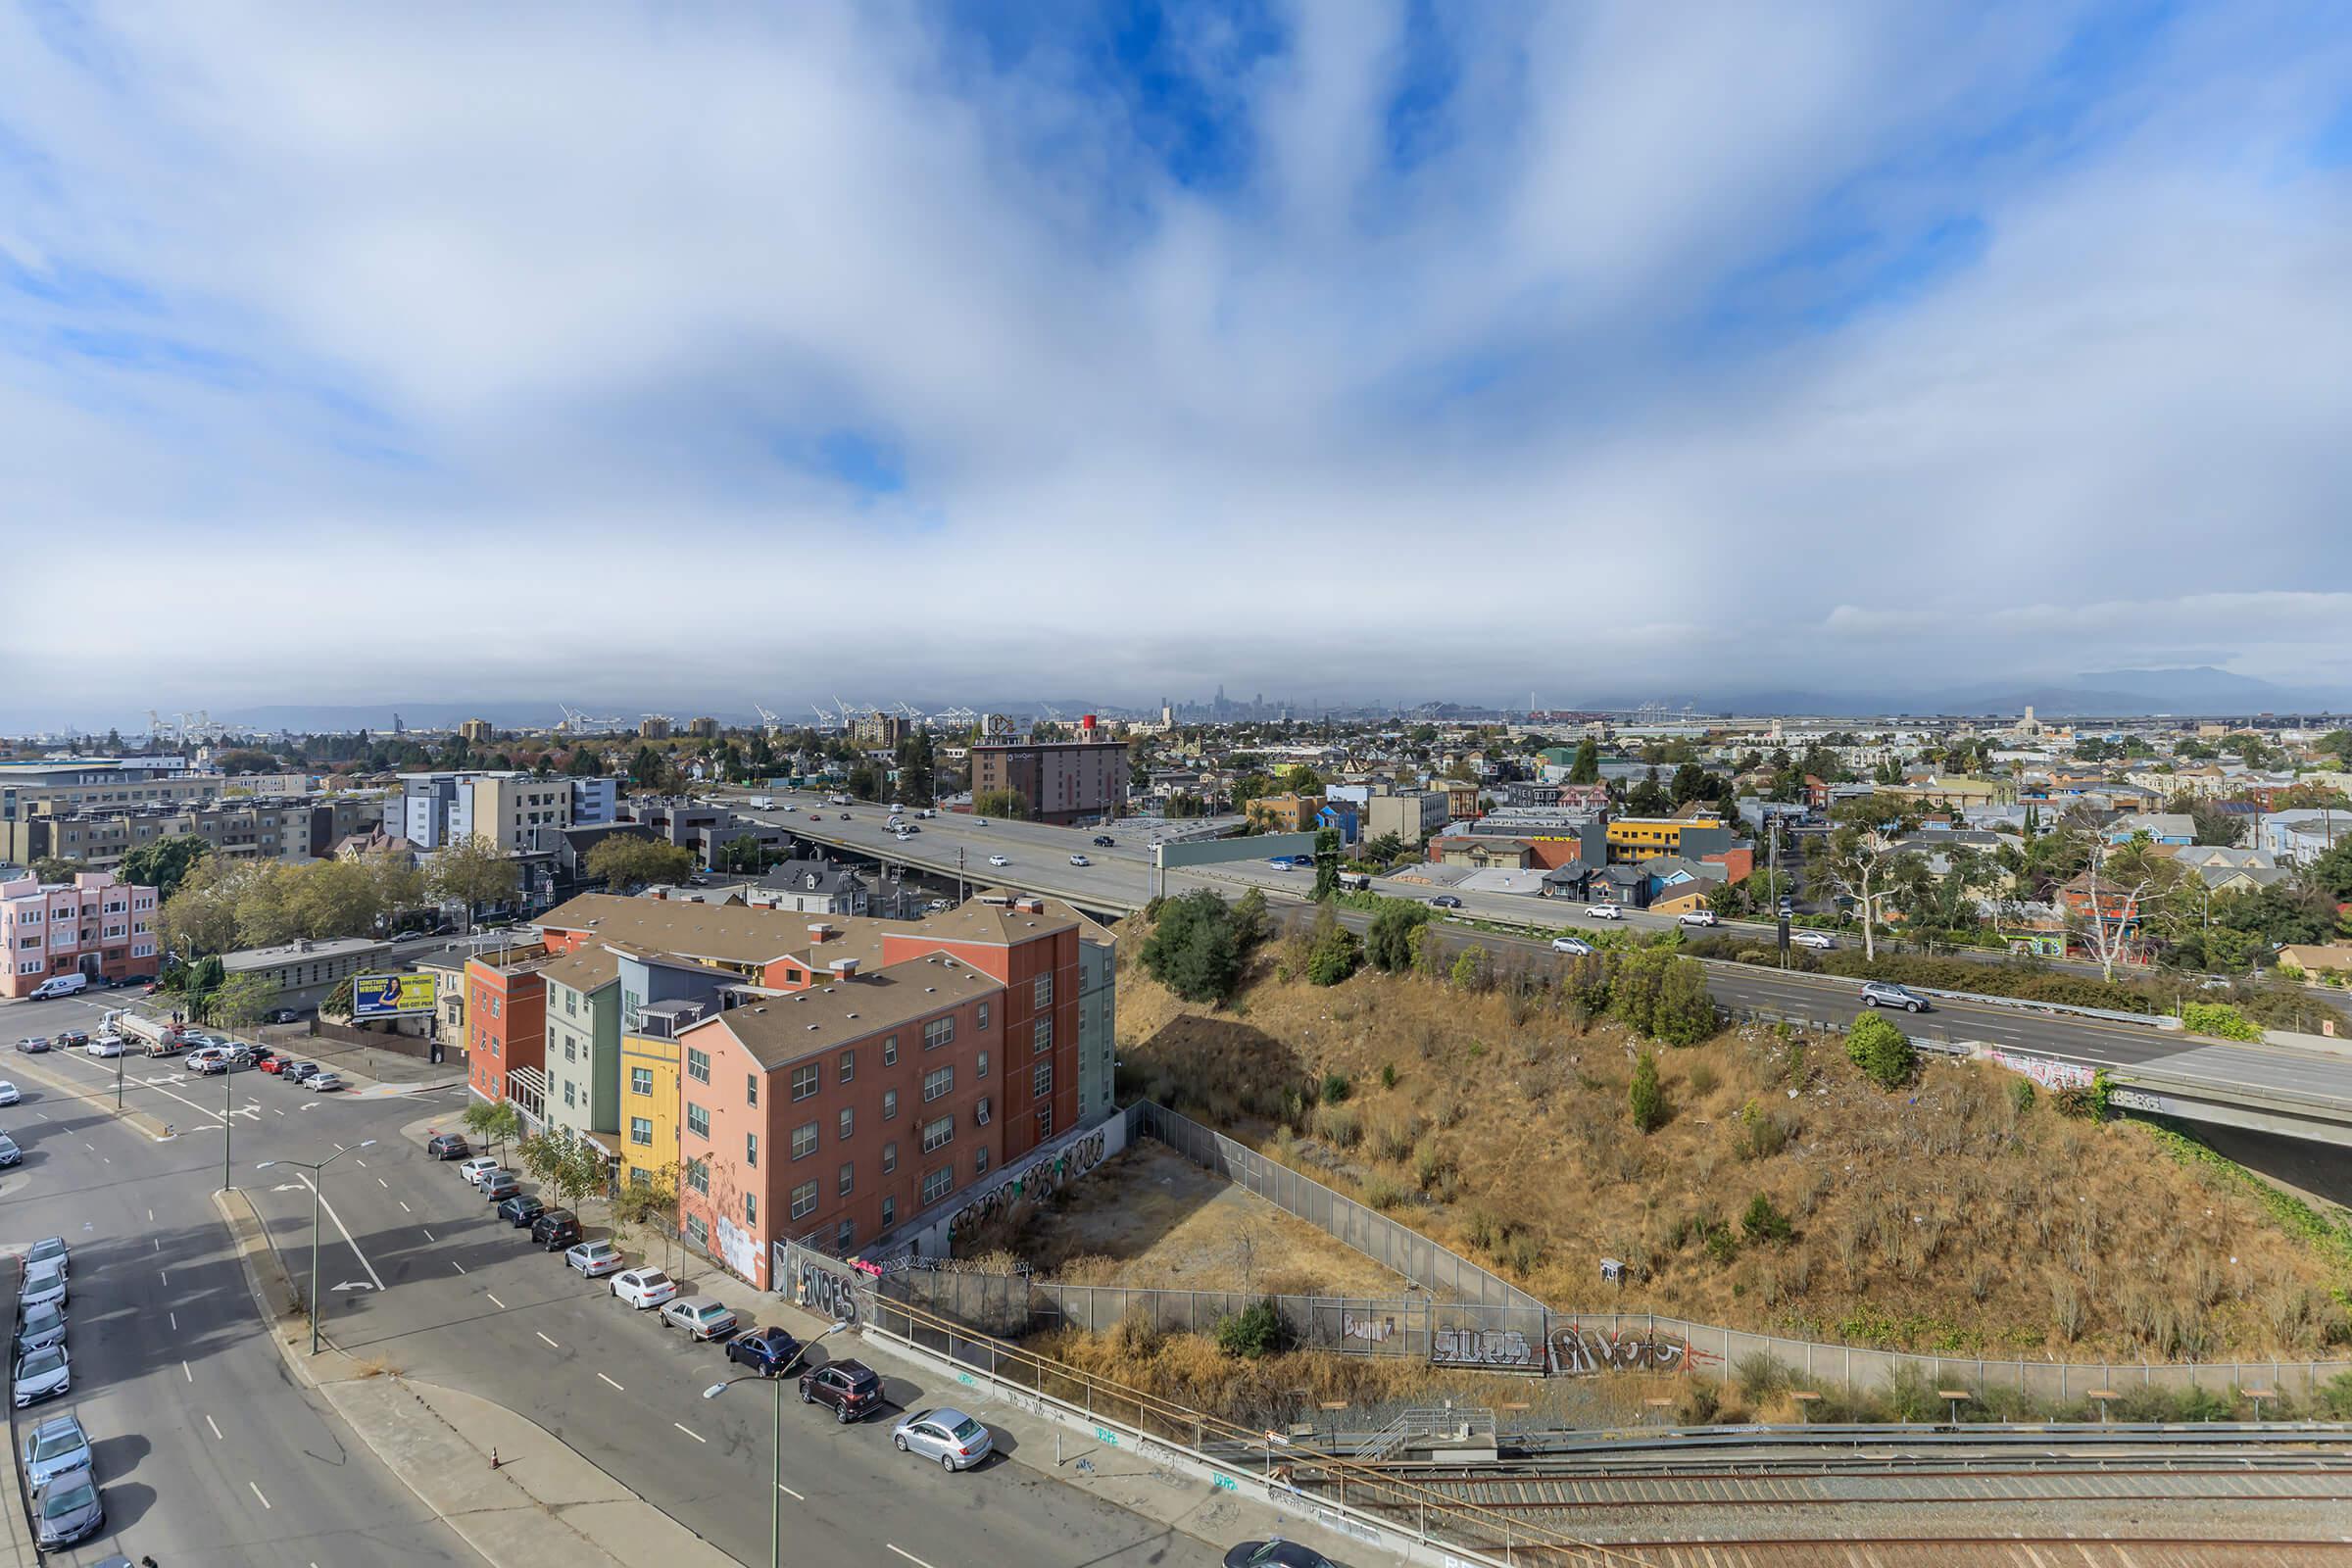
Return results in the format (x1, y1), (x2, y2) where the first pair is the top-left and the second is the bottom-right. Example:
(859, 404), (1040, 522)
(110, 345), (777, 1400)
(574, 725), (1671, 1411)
(0, 869), (161, 998)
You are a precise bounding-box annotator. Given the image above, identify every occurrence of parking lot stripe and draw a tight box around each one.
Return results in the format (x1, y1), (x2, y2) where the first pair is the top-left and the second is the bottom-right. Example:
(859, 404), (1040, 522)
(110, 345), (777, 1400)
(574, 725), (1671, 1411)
(537, 1332), (560, 1349)
(887, 1546), (939, 1568)
(778, 1482), (805, 1501)
(485, 1292), (507, 1309)
(206, 1414), (222, 1441)
(182, 1360), (192, 1382)
(597, 1372), (624, 1392)
(400, 1200), (412, 1212)
(452, 1259), (465, 1274)
(377, 1177), (388, 1188)
(674, 1423), (707, 1444)
(250, 1480), (271, 1510)
(422, 1227), (437, 1242)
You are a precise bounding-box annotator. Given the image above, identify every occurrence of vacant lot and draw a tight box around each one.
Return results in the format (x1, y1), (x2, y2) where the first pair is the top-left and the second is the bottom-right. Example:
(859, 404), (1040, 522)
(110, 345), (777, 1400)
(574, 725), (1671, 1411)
(1110, 913), (2352, 1361)
(974, 1140), (1411, 1298)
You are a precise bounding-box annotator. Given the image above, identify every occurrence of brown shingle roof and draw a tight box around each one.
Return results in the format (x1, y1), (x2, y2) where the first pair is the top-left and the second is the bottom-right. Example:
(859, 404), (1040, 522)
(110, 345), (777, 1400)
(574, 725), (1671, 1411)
(911, 894), (1077, 947)
(535, 893), (891, 968)
(539, 946), (622, 995)
(690, 956), (1001, 1068)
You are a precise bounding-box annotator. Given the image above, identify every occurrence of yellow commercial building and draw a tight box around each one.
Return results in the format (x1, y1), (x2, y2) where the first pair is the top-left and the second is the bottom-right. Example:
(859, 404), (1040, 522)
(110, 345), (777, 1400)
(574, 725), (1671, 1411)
(618, 1027), (683, 1192)
(1604, 815), (1728, 863)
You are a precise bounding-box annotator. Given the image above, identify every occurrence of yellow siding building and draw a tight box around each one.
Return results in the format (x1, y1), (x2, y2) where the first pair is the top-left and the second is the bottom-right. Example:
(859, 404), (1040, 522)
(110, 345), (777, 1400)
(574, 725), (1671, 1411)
(618, 1028), (683, 1192)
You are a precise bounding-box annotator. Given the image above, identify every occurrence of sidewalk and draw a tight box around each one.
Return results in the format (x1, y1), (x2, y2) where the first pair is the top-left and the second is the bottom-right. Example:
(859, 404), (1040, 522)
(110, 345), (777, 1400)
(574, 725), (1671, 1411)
(382, 1115), (1407, 1567)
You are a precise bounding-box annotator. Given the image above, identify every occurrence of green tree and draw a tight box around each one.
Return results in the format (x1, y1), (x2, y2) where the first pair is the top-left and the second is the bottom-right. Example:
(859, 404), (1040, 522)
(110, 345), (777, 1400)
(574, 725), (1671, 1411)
(1628, 1051), (1666, 1133)
(1820, 793), (1923, 960)
(428, 834), (520, 930)
(712, 833), (771, 875)
(564, 746), (605, 777)
(612, 1158), (682, 1272)
(1627, 766), (1670, 815)
(585, 834), (697, 892)
(462, 1098), (522, 1161)
(205, 970), (279, 1033)
(1650, 957), (1720, 1046)
(1231, 887), (1272, 950)
(971, 788), (1029, 820)
(628, 744), (666, 786)
(120, 835), (211, 900)
(1139, 890), (1246, 1004)
(516, 1127), (612, 1211)
(1363, 898), (1431, 971)
(1568, 736), (1601, 785)
(1844, 1012), (1917, 1090)
(27, 856), (81, 884)
(1310, 826), (1342, 902)
(1740, 1192), (1793, 1244)
(1303, 906), (1361, 986)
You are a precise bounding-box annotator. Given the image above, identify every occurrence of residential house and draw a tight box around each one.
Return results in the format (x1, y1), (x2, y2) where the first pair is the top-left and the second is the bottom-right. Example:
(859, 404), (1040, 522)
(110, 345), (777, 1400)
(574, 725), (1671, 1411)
(2105, 812), (2195, 846)
(541, 947), (624, 1151)
(466, 946), (556, 1122)
(1245, 793), (1321, 833)
(0, 869), (162, 997)
(748, 859), (871, 916)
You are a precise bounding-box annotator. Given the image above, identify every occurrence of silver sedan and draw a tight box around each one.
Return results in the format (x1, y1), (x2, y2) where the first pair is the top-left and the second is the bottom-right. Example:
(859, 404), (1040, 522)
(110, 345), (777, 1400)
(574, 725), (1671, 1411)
(891, 1406), (994, 1471)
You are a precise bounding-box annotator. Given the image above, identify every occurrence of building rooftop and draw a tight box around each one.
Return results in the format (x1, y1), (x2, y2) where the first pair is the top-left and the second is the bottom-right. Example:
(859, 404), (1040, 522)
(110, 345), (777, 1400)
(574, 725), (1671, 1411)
(223, 936), (392, 971)
(539, 945), (623, 996)
(689, 955), (1002, 1067)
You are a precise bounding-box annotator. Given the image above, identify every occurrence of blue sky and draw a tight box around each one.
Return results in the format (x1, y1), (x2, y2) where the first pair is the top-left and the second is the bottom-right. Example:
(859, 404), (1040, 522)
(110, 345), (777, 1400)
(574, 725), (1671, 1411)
(3, 1), (2350, 725)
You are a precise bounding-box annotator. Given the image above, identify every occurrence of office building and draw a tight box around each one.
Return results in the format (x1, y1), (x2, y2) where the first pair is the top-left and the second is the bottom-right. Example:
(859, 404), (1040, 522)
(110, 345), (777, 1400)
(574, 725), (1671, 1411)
(969, 715), (1128, 825)
(459, 719), (496, 744)
(0, 758), (217, 826)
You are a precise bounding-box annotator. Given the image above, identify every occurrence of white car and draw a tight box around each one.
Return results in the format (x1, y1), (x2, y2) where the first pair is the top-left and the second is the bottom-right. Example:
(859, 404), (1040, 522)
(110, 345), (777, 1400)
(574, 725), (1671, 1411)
(565, 1239), (626, 1278)
(25, 1238), (68, 1277)
(459, 1156), (502, 1187)
(1068, 854), (1090, 866)
(85, 1035), (126, 1058)
(612, 1267), (678, 1309)
(988, 855), (1010, 867)
(973, 817), (989, 826)
(0, 1081), (18, 1106)
(1677, 910), (1719, 928)
(21, 1261), (66, 1314)
(1585, 904), (1625, 920)
(1549, 936), (1595, 956)
(12, 1345), (69, 1408)
(1790, 929), (1835, 950)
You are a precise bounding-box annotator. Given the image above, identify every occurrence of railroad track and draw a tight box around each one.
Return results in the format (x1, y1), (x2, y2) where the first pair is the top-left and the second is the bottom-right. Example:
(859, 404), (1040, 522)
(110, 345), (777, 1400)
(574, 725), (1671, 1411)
(1590, 1541), (2352, 1568)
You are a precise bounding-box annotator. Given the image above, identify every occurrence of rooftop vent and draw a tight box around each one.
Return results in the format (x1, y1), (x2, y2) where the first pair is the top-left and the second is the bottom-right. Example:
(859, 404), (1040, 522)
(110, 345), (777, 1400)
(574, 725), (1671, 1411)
(829, 957), (861, 980)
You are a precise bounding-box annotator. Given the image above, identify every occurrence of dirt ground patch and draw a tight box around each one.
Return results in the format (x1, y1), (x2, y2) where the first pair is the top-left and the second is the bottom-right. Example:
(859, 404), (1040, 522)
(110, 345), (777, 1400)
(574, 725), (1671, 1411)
(986, 1141), (1409, 1298)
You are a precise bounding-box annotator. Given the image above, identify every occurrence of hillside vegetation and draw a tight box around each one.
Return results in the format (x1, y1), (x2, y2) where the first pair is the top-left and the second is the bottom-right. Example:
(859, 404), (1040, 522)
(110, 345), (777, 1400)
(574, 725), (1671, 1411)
(1112, 906), (2352, 1361)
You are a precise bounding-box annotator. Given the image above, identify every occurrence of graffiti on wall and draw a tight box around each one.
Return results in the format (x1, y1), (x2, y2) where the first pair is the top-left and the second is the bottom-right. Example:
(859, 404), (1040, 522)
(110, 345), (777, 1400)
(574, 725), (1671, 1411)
(790, 1251), (866, 1326)
(1983, 1048), (2093, 1091)
(946, 1125), (1113, 1238)
(1430, 1327), (1542, 1370)
(1547, 1325), (1718, 1376)
(1342, 1313), (1397, 1345)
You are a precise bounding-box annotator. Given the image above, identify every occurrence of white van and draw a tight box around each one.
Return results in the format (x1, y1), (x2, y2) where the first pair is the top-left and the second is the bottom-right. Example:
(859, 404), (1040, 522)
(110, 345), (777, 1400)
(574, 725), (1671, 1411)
(27, 974), (86, 1001)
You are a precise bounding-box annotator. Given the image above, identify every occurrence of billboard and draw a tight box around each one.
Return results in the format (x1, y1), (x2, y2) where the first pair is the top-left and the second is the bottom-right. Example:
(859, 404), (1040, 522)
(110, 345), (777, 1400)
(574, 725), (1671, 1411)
(353, 973), (438, 1019)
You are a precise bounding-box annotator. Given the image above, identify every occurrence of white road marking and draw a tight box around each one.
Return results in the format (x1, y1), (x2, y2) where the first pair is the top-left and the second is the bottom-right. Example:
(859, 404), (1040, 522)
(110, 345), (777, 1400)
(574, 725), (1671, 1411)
(206, 1414), (223, 1441)
(148, 1207), (153, 1221)
(35, 1112), (48, 1121)
(272, 1106), (285, 1115)
(154, 1238), (160, 1250)
(779, 1481), (805, 1501)
(333, 1142), (345, 1152)
(353, 1157), (366, 1167)
(422, 1227), (437, 1242)
(250, 1480), (271, 1509)
(674, 1422), (707, 1444)
(485, 1292), (507, 1309)
(169, 1312), (177, 1332)
(377, 1177), (388, 1188)
(160, 1269), (169, 1286)
(887, 1546), (939, 1568)
(295, 1170), (386, 1290)
(597, 1372), (624, 1392)
(83, 1142), (93, 1151)
(399, 1200), (412, 1213)
(451, 1259), (466, 1274)
(536, 1332), (560, 1349)
(182, 1360), (192, 1382)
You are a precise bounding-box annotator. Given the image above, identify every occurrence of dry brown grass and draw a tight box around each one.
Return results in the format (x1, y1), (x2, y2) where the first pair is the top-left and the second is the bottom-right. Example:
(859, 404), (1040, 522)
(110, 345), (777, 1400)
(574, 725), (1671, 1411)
(1114, 931), (2348, 1360)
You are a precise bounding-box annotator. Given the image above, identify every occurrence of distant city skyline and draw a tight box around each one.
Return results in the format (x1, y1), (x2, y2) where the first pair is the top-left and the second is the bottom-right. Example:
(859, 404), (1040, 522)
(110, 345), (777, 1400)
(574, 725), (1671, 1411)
(4, 7), (2348, 726)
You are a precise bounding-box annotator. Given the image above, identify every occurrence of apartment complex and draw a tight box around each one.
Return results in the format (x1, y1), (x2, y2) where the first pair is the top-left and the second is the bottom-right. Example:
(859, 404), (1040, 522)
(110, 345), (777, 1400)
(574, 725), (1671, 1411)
(3, 795), (377, 870)
(1365, 789), (1450, 846)
(969, 717), (1129, 825)
(387, 772), (615, 852)
(0, 758), (216, 825)
(0, 869), (161, 998)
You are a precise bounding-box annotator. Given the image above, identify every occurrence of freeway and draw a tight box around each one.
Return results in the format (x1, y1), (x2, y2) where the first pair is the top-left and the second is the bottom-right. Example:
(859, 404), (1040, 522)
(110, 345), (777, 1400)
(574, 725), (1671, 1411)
(0, 996), (479, 1567)
(5, 993), (1229, 1568)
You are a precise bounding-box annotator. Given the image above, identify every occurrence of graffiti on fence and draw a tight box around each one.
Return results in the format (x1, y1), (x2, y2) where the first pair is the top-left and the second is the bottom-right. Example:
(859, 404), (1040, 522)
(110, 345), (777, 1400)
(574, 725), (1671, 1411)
(1983, 1048), (2093, 1091)
(1547, 1325), (1717, 1376)
(789, 1252), (866, 1326)
(947, 1125), (1113, 1238)
(1430, 1327), (1541, 1370)
(1342, 1312), (1397, 1345)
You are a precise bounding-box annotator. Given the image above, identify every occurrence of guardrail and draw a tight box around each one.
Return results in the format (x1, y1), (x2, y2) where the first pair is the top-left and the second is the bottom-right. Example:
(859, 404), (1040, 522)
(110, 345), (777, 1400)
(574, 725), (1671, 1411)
(1697, 956), (2180, 1030)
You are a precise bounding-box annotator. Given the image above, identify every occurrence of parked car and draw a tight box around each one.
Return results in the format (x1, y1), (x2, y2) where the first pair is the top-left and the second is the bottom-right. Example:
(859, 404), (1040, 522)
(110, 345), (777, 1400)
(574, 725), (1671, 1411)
(497, 1193), (546, 1229)
(1790, 929), (1835, 951)
(1676, 910), (1719, 928)
(26, 1237), (68, 1276)
(427, 1133), (470, 1159)
(799, 1359), (884, 1422)
(1092, 835), (1115, 847)
(530, 1209), (581, 1250)
(1585, 904), (1625, 920)
(0, 1080), (18, 1106)
(988, 855), (1010, 867)
(661, 1296), (738, 1342)
(459, 1156), (501, 1187)
(1549, 936), (1594, 956)
(612, 1267), (678, 1309)
(1860, 980), (1931, 1013)
(0, 1133), (21, 1168)
(55, 1031), (87, 1049)
(1068, 854), (1091, 866)
(266, 1007), (303, 1023)
(20, 1412), (90, 1489)
(184, 1048), (227, 1074)
(891, 1406), (993, 1470)
(14, 1037), (50, 1054)
(17, 1302), (65, 1353)
(481, 1171), (521, 1201)
(13, 1345), (69, 1407)
(725, 1325), (803, 1376)
(283, 1060), (322, 1083)
(565, 1239), (626, 1278)
(1428, 895), (1462, 909)
(1223, 1542), (1343, 1568)
(86, 1035), (126, 1058)
(308, 1072), (347, 1093)
(22, 1260), (67, 1313)
(32, 1465), (103, 1548)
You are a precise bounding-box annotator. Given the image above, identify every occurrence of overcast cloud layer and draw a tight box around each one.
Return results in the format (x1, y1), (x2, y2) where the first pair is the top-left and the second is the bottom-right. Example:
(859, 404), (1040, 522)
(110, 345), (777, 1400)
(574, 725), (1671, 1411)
(3, 2), (2350, 727)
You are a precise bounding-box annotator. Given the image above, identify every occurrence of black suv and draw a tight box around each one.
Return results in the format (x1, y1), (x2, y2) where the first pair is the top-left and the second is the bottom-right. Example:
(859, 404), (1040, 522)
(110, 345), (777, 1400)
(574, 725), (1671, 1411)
(799, 1360), (884, 1423)
(497, 1193), (546, 1228)
(1092, 835), (1115, 847)
(529, 1208), (581, 1250)
(426, 1133), (469, 1160)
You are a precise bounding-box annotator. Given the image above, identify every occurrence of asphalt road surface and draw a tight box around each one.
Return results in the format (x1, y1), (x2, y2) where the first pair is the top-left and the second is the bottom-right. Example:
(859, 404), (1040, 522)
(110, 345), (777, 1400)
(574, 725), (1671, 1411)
(4, 992), (1229, 1568)
(0, 997), (480, 1567)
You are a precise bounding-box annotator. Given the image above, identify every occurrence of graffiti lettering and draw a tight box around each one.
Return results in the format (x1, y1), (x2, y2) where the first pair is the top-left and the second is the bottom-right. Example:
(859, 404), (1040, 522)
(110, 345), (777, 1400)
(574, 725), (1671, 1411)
(1547, 1326), (1715, 1376)
(948, 1126), (1113, 1238)
(1430, 1328), (1540, 1369)
(796, 1260), (863, 1326)
(1342, 1313), (1396, 1345)
(1984, 1049), (2093, 1091)
(2108, 1087), (2162, 1112)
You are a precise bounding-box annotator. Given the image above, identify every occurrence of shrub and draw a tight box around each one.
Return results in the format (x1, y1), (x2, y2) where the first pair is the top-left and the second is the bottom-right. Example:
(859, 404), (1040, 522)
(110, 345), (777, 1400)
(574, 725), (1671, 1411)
(1214, 1298), (1293, 1358)
(1379, 1061), (1398, 1091)
(1362, 1176), (1410, 1210)
(1304, 908), (1363, 987)
(1450, 945), (1493, 993)
(1844, 1013), (1917, 1090)
(1687, 1060), (1719, 1098)
(1411, 1140), (1452, 1193)
(1500, 1231), (1547, 1276)
(1676, 1383), (1722, 1425)
(1364, 898), (1432, 972)
(1733, 1101), (1789, 1160)
(1740, 1192), (1793, 1245)
(2008, 1076), (2036, 1114)
(1369, 1115), (1417, 1163)
(1652, 958), (1720, 1046)
(1320, 1071), (1352, 1105)
(1462, 1207), (1503, 1251)
(1139, 890), (1246, 1004)
(2317, 1371), (2352, 1420)
(1736, 1351), (1792, 1401)
(1311, 1104), (1361, 1149)
(2181, 1001), (2261, 1041)
(1628, 1052), (1667, 1134)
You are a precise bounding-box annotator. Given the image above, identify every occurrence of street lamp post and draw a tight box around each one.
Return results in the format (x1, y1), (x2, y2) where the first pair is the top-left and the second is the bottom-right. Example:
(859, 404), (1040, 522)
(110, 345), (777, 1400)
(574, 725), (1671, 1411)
(258, 1139), (377, 1354)
(704, 1321), (848, 1568)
